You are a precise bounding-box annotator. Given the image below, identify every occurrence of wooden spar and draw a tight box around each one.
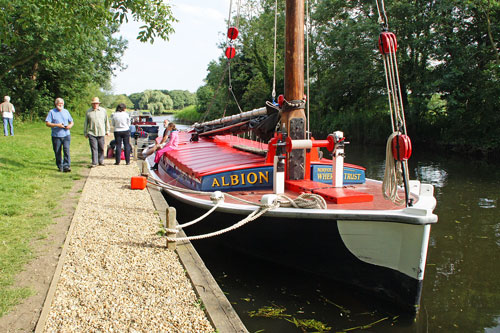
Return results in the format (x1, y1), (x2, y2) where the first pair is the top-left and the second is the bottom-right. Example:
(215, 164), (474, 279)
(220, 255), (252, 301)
(194, 107), (267, 128)
(283, 0), (306, 180)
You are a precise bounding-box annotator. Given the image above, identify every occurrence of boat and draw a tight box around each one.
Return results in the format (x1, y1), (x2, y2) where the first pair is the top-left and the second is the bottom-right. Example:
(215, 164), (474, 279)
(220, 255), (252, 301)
(130, 110), (159, 141)
(146, 0), (437, 313)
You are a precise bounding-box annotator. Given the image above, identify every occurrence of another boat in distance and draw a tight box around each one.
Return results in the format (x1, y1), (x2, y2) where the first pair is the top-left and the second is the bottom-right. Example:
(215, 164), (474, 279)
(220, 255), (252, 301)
(131, 111), (159, 141)
(147, 0), (437, 313)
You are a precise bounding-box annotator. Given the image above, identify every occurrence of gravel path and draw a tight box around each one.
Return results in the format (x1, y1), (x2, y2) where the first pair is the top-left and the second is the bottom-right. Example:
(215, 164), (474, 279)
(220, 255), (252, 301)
(41, 160), (214, 332)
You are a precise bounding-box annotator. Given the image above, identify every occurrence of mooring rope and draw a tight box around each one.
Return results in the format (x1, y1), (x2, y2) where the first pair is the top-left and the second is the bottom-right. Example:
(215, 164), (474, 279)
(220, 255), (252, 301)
(166, 202), (278, 242)
(147, 172), (327, 242)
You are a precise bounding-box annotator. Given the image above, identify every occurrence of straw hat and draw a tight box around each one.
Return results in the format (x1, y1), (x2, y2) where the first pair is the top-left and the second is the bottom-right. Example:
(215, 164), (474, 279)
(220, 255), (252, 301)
(91, 97), (101, 104)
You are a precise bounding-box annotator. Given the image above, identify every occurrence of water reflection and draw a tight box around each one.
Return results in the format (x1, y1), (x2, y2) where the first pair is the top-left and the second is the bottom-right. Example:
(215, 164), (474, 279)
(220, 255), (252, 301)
(414, 164), (448, 188)
(478, 198), (497, 209)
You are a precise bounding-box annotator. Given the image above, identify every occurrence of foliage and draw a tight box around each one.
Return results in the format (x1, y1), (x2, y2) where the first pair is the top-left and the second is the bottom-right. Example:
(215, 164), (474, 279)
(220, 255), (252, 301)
(162, 90), (197, 110)
(0, 0), (176, 120)
(111, 94), (135, 109)
(196, 0), (286, 121)
(139, 90), (173, 114)
(197, 0), (500, 155)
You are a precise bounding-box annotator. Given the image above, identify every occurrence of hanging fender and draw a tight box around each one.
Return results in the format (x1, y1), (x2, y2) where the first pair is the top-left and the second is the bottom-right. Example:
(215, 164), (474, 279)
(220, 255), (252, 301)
(391, 134), (412, 161)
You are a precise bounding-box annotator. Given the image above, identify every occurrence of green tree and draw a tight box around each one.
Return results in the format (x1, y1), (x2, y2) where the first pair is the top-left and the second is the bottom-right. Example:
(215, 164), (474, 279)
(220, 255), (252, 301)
(111, 94), (134, 109)
(128, 92), (143, 110)
(165, 90), (197, 110)
(139, 90), (173, 114)
(0, 0), (176, 119)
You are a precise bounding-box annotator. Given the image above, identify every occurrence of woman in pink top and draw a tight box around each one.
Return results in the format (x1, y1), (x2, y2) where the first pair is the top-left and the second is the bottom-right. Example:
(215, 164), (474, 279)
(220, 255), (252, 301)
(151, 122), (178, 170)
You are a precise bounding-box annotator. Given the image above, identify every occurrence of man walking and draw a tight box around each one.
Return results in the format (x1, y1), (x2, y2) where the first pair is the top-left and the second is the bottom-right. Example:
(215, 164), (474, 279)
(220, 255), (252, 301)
(84, 97), (109, 167)
(1, 96), (15, 136)
(45, 98), (74, 172)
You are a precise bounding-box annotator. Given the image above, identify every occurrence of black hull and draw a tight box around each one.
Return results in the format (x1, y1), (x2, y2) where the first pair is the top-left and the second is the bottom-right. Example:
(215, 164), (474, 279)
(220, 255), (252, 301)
(163, 191), (423, 313)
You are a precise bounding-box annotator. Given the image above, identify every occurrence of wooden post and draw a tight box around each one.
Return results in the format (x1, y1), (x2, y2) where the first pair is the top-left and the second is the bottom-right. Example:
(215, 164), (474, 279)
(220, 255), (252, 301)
(166, 207), (177, 250)
(133, 140), (138, 161)
(141, 160), (149, 177)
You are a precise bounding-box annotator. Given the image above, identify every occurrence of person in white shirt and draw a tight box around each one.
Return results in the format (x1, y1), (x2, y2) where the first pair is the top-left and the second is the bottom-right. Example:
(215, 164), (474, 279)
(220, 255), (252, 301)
(1, 96), (15, 136)
(111, 103), (132, 165)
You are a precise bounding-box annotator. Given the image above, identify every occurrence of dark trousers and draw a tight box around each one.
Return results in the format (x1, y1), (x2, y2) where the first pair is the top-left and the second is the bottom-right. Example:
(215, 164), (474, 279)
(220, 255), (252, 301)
(114, 130), (131, 164)
(51, 135), (71, 170)
(88, 135), (105, 165)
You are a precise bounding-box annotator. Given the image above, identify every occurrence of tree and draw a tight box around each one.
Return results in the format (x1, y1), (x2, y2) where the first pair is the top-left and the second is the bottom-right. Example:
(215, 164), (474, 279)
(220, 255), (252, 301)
(139, 90), (173, 114)
(112, 95), (134, 109)
(196, 0), (500, 154)
(0, 0), (176, 119)
(128, 92), (143, 110)
(165, 90), (197, 110)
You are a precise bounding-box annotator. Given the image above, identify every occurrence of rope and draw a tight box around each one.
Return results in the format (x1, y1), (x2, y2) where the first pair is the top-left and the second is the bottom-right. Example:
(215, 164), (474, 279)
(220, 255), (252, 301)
(375, 0), (388, 29)
(382, 132), (408, 206)
(166, 203), (278, 242)
(272, 0), (278, 102)
(165, 200), (224, 234)
(277, 193), (327, 209)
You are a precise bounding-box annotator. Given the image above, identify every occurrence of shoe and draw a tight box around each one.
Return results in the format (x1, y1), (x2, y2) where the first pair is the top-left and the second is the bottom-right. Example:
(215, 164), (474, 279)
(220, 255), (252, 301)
(90, 164), (97, 168)
(63, 167), (71, 172)
(150, 163), (158, 171)
(58, 168), (63, 172)
(114, 162), (120, 165)
(98, 163), (105, 166)
(126, 162), (130, 165)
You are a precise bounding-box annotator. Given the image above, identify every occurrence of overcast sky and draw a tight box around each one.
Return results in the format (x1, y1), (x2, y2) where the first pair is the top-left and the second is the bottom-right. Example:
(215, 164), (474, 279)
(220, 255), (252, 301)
(111, 0), (230, 95)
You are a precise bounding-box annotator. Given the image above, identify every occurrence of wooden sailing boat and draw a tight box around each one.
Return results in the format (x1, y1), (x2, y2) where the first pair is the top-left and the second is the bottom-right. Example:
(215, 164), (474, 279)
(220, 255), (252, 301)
(146, 0), (437, 313)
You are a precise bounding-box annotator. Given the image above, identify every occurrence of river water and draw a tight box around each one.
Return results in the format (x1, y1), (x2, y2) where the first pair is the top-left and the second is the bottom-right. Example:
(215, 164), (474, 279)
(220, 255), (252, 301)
(156, 116), (500, 332)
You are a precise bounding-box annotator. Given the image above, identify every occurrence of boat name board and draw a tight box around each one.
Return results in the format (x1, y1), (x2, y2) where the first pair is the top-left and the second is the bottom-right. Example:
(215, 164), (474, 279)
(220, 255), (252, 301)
(201, 167), (274, 191)
(311, 165), (365, 184)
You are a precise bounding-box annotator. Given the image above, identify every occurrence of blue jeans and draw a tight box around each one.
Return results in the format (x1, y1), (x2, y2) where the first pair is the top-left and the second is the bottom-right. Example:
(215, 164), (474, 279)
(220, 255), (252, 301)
(52, 135), (71, 170)
(3, 117), (14, 136)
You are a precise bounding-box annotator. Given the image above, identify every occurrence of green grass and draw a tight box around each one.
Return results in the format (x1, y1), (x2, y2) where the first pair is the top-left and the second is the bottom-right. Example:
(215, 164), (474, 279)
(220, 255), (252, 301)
(0, 115), (89, 317)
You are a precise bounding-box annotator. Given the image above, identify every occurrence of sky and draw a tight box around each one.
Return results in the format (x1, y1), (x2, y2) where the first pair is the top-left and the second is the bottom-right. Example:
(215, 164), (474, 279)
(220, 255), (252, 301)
(111, 0), (230, 95)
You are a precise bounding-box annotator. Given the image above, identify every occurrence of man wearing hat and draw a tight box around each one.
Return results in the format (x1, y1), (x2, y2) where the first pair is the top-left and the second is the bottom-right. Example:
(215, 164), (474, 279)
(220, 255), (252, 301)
(84, 97), (110, 167)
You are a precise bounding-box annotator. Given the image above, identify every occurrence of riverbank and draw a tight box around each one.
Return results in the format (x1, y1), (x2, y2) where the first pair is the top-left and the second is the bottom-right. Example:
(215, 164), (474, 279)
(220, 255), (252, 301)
(0, 120), (246, 332)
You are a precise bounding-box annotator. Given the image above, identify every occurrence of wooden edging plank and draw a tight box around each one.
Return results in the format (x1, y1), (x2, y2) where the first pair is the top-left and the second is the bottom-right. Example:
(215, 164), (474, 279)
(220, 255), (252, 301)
(147, 182), (248, 333)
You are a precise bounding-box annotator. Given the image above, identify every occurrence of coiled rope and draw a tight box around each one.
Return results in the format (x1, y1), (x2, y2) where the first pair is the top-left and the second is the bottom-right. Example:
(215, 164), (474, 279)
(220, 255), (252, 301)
(382, 133), (409, 206)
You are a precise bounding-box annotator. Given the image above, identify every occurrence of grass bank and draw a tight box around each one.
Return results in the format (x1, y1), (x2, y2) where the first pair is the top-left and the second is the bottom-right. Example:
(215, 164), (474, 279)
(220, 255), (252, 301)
(0, 115), (89, 317)
(172, 105), (201, 123)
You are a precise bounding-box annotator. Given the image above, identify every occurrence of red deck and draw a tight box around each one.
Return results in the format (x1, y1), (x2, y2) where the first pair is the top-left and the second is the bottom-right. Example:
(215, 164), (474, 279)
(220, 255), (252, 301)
(157, 132), (412, 211)
(163, 132), (269, 178)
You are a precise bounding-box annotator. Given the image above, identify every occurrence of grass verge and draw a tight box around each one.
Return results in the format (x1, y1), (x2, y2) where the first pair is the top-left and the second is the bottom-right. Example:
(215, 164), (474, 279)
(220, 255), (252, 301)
(173, 105), (201, 123)
(0, 115), (89, 317)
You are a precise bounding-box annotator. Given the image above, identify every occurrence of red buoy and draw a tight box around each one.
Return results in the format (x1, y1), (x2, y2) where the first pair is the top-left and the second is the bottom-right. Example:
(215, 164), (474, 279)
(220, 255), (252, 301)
(378, 31), (398, 54)
(391, 134), (412, 161)
(277, 94), (284, 107)
(227, 27), (239, 40)
(225, 46), (236, 59)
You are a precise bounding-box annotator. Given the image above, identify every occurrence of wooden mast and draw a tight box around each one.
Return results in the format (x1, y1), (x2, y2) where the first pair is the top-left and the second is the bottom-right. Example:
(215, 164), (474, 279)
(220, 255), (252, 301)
(283, 0), (306, 180)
